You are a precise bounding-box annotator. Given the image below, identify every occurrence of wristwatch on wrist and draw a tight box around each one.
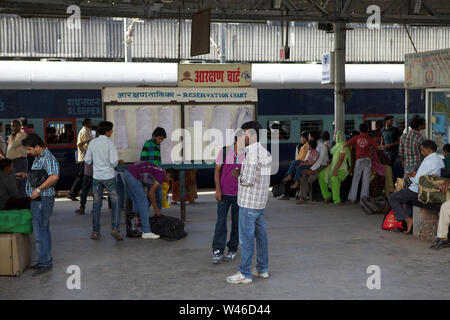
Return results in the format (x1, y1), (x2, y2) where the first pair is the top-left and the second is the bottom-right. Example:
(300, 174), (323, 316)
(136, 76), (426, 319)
(36, 188), (41, 194)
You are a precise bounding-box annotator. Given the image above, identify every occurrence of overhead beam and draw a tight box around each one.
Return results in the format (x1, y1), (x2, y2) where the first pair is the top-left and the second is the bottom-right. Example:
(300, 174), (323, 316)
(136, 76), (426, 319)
(1, 0), (450, 25)
(340, 0), (352, 19)
(303, 0), (329, 16)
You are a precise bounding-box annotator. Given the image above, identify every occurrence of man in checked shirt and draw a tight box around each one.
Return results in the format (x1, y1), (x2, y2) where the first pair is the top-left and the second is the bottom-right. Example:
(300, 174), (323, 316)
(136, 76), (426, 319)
(226, 121), (272, 284)
(399, 116), (425, 180)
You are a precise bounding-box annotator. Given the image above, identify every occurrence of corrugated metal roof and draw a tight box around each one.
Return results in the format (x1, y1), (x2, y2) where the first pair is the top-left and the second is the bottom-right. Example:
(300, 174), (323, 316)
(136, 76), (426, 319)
(1, 15), (450, 63)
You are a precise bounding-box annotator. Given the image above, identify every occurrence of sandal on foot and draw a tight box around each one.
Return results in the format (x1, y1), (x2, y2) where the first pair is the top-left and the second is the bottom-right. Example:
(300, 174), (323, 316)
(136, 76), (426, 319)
(91, 233), (100, 240)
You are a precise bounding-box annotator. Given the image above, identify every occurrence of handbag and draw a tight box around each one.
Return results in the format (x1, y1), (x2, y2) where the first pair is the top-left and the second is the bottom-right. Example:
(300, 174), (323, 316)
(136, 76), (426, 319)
(418, 174), (450, 205)
(29, 169), (49, 188)
(382, 209), (405, 231)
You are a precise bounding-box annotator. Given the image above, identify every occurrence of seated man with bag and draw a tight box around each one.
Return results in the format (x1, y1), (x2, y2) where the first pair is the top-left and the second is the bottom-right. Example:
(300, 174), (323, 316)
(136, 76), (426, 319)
(388, 140), (444, 234)
(0, 159), (31, 210)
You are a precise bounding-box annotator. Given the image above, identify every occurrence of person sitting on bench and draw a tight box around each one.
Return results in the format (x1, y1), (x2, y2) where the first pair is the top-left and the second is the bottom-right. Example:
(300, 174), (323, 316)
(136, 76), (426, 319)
(0, 158), (31, 210)
(388, 140), (444, 234)
(289, 139), (320, 191)
(430, 179), (450, 250)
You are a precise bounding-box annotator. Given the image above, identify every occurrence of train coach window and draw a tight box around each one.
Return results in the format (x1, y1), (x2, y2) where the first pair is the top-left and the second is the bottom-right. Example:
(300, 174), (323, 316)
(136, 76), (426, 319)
(300, 120), (322, 133)
(267, 121), (290, 140)
(345, 120), (355, 132)
(46, 122), (75, 145)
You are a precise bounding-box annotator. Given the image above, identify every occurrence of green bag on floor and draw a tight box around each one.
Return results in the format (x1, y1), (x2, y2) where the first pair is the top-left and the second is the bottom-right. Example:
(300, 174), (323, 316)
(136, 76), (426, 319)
(0, 209), (33, 234)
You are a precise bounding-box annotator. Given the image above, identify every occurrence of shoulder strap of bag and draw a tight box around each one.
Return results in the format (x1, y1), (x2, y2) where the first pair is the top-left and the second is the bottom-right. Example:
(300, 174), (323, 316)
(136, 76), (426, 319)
(219, 146), (228, 178)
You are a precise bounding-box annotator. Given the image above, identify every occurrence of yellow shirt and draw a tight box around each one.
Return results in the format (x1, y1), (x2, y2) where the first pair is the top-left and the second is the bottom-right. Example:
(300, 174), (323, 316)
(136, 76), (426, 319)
(296, 143), (309, 161)
(77, 126), (93, 162)
(6, 132), (27, 159)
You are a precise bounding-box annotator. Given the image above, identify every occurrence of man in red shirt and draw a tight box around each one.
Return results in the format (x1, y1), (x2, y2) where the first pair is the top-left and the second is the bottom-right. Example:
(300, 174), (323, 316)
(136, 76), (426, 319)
(344, 123), (382, 203)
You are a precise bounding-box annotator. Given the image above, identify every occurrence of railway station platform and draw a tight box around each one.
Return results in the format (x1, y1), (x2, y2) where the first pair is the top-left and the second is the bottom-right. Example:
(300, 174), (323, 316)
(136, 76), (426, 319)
(1, 191), (449, 300)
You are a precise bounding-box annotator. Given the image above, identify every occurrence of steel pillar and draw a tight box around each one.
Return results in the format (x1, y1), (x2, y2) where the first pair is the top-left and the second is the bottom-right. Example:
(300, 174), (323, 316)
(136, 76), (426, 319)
(334, 22), (346, 133)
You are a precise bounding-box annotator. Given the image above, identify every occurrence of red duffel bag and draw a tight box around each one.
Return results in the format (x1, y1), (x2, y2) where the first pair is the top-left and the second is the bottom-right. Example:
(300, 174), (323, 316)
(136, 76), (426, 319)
(382, 209), (405, 231)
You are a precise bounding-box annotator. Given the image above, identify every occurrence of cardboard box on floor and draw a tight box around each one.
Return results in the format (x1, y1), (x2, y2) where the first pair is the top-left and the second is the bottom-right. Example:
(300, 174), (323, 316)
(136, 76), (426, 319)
(0, 233), (31, 277)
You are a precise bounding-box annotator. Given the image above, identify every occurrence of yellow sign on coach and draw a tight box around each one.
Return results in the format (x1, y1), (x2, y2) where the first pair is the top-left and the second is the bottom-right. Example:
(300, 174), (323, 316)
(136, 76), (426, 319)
(178, 64), (252, 87)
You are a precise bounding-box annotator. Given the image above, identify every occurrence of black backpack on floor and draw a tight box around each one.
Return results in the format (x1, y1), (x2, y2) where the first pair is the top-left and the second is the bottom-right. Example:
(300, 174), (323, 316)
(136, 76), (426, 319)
(150, 215), (187, 241)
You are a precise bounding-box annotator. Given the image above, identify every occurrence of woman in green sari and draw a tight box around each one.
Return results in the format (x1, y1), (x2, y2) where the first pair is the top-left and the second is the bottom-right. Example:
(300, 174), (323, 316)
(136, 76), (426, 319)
(318, 131), (352, 205)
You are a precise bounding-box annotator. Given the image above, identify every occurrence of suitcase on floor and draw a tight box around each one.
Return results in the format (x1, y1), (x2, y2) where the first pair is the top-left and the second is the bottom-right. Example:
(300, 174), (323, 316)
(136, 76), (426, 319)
(0, 233), (31, 277)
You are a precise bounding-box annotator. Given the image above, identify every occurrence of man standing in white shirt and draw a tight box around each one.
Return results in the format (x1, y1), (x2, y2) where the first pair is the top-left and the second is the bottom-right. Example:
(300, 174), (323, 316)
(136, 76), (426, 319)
(388, 140), (444, 234)
(297, 130), (329, 204)
(85, 121), (124, 241)
(226, 121), (272, 284)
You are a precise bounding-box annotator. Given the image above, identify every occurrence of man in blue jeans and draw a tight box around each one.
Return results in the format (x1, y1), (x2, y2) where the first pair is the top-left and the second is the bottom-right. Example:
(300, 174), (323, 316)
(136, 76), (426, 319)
(226, 121), (272, 284)
(211, 137), (245, 264)
(85, 121), (124, 241)
(123, 162), (174, 239)
(19, 134), (59, 276)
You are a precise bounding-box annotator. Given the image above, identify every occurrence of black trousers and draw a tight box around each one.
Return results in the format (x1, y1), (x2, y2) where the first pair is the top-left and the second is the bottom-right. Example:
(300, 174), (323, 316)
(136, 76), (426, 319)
(388, 188), (418, 221)
(69, 161), (85, 197)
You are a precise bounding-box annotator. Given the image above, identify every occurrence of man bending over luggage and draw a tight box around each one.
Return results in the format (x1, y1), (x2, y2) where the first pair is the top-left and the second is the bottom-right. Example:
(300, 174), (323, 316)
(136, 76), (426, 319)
(388, 140), (444, 234)
(123, 161), (175, 239)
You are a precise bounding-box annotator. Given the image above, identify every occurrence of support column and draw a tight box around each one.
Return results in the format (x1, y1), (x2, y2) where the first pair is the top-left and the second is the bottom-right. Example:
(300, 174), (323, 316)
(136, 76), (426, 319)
(334, 22), (346, 133)
(405, 89), (410, 133)
(124, 18), (132, 63)
(219, 23), (226, 63)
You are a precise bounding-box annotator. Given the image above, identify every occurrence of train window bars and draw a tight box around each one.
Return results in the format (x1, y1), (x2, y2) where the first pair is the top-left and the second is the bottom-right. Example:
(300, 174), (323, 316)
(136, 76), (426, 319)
(267, 120), (290, 140)
(300, 120), (322, 134)
(46, 122), (75, 145)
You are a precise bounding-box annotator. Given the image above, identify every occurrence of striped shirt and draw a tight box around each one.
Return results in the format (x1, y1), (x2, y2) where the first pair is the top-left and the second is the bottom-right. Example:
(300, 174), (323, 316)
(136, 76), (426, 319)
(25, 148), (60, 197)
(238, 142), (272, 210)
(140, 138), (161, 166)
(399, 130), (424, 168)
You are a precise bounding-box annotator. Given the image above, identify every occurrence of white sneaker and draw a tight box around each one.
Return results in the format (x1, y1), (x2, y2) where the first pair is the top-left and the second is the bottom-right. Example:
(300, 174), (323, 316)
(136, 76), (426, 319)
(252, 269), (269, 279)
(141, 232), (160, 239)
(226, 272), (252, 284)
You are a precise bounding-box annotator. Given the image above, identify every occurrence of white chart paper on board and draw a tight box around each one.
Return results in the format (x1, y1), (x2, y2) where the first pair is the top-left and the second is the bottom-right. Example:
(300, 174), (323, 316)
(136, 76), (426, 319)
(158, 107), (174, 164)
(211, 107), (232, 146)
(235, 106), (254, 130)
(136, 108), (153, 153)
(114, 109), (128, 149)
(189, 107), (204, 127)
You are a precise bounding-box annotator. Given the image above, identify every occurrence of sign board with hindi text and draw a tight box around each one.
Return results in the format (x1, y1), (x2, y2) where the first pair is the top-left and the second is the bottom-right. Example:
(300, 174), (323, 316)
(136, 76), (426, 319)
(102, 87), (257, 103)
(178, 64), (252, 87)
(102, 87), (257, 164)
(321, 52), (334, 84)
(405, 48), (450, 89)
